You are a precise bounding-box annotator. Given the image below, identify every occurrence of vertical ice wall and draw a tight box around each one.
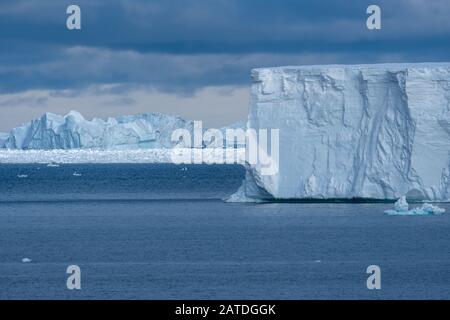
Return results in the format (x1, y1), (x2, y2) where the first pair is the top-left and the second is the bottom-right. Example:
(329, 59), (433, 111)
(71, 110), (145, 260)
(233, 63), (450, 201)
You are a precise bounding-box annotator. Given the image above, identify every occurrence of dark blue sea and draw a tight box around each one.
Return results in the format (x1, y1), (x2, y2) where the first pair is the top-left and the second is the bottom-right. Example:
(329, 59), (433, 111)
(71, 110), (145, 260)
(0, 164), (449, 299)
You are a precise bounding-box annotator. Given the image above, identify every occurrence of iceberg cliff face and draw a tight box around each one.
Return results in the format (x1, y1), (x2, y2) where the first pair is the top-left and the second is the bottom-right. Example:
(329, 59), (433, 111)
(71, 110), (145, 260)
(235, 63), (450, 201)
(0, 132), (8, 148)
(1, 111), (196, 150)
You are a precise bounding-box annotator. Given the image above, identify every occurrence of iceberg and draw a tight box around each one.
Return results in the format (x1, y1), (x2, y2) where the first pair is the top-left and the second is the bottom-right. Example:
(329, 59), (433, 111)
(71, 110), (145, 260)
(394, 196), (409, 212)
(0, 111), (246, 150)
(232, 63), (450, 202)
(220, 120), (247, 148)
(1, 111), (196, 150)
(0, 132), (8, 148)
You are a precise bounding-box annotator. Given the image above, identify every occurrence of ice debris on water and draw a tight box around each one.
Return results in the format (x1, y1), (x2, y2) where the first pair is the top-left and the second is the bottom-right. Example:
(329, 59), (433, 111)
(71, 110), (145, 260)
(385, 197), (446, 216)
(47, 162), (60, 167)
(22, 258), (32, 263)
(394, 196), (409, 212)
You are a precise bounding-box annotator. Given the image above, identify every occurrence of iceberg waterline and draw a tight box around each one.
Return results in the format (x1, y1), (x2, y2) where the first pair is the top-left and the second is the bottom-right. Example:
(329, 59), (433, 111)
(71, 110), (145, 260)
(231, 62), (450, 202)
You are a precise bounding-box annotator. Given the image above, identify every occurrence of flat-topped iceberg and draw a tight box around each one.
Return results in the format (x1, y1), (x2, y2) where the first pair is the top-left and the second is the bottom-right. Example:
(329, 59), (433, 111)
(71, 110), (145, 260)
(232, 62), (450, 202)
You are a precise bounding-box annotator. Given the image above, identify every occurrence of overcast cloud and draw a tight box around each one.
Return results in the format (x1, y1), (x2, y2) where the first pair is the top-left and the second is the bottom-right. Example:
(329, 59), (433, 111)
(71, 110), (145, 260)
(0, 0), (449, 131)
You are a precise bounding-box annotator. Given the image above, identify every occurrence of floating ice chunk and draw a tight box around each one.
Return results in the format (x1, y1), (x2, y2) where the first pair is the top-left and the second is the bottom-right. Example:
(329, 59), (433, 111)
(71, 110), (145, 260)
(17, 174), (28, 178)
(385, 202), (446, 216)
(47, 162), (60, 167)
(417, 203), (446, 215)
(22, 258), (32, 263)
(73, 172), (82, 177)
(394, 196), (409, 212)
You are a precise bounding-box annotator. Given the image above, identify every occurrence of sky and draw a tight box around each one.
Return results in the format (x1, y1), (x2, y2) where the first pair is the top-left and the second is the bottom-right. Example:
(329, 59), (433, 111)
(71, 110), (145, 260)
(0, 0), (449, 131)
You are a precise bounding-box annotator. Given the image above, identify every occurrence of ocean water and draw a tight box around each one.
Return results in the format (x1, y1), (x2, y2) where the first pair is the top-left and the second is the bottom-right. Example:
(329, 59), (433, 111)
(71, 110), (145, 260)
(0, 164), (449, 300)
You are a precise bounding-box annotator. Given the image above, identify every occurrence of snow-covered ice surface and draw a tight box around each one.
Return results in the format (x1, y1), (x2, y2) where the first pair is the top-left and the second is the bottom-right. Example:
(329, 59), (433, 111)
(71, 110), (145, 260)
(0, 149), (246, 164)
(233, 63), (450, 202)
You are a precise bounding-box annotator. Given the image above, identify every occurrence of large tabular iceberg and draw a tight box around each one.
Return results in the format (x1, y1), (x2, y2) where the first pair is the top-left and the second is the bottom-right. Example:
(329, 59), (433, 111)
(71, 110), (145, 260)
(233, 63), (450, 202)
(0, 111), (196, 150)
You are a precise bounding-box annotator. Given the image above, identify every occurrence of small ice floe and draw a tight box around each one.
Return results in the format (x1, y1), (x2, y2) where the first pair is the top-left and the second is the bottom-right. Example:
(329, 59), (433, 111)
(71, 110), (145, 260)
(17, 174), (28, 178)
(73, 172), (82, 177)
(181, 166), (188, 171)
(47, 162), (60, 168)
(22, 258), (32, 263)
(314, 260), (322, 263)
(415, 203), (446, 215)
(385, 196), (446, 216)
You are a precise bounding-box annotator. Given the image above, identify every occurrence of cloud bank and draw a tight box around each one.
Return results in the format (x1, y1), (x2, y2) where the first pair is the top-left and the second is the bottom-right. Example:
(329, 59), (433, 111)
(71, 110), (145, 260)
(0, 0), (449, 130)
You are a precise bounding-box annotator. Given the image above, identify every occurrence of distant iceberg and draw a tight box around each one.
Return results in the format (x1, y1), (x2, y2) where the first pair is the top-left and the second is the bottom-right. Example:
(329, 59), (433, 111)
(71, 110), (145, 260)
(0, 132), (8, 147)
(1, 111), (196, 150)
(219, 120), (247, 148)
(0, 111), (246, 151)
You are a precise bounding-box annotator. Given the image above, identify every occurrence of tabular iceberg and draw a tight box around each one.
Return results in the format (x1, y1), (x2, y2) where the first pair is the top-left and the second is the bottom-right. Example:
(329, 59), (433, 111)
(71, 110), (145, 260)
(0, 111), (196, 150)
(233, 63), (450, 202)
